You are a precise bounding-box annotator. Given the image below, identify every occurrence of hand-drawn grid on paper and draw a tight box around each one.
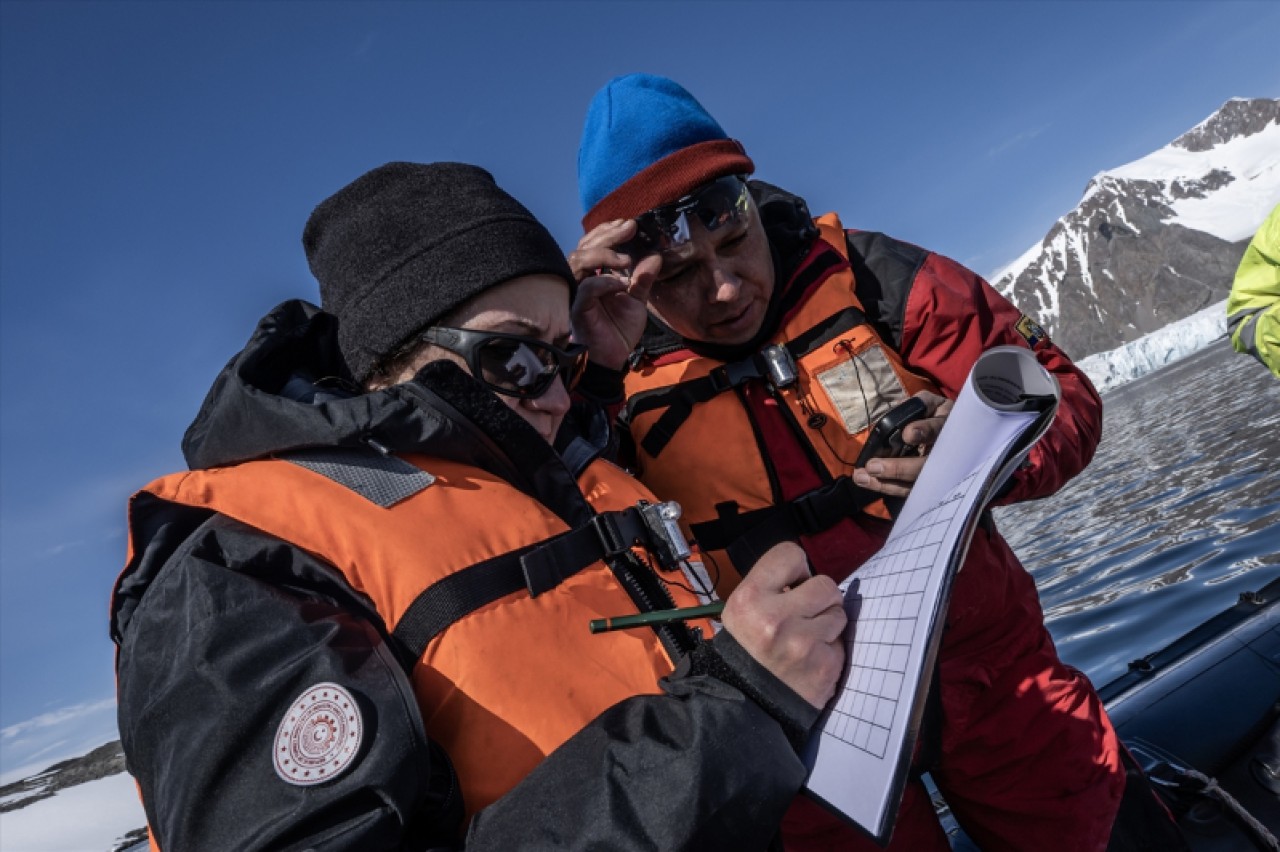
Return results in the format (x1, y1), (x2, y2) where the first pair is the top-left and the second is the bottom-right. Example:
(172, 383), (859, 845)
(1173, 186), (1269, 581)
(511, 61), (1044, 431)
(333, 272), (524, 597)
(821, 485), (969, 759)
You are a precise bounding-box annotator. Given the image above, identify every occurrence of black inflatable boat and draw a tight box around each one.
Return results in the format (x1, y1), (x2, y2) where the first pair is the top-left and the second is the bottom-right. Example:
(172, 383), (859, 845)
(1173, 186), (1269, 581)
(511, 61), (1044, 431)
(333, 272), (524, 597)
(1099, 574), (1280, 849)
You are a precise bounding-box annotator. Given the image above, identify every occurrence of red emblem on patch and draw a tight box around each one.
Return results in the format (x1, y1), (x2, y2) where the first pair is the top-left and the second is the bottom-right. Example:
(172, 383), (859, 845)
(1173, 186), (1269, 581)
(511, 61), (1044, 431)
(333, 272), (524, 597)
(273, 683), (363, 786)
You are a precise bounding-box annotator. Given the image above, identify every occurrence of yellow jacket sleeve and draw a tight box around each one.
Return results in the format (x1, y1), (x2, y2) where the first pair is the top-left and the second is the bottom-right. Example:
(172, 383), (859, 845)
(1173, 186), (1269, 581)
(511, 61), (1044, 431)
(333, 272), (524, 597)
(1227, 203), (1280, 378)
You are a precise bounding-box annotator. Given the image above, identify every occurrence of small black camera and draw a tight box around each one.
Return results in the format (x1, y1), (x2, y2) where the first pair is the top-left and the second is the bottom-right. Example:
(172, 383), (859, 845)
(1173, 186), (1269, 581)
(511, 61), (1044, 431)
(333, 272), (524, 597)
(854, 396), (930, 468)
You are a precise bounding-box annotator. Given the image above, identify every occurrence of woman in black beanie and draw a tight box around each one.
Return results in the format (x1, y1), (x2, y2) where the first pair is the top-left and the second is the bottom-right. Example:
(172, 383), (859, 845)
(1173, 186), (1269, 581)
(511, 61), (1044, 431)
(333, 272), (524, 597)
(111, 161), (846, 850)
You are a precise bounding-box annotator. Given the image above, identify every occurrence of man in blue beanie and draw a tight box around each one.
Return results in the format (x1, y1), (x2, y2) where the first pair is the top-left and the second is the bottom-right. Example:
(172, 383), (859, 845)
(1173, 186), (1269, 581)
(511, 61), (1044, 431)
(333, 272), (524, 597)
(569, 74), (1183, 852)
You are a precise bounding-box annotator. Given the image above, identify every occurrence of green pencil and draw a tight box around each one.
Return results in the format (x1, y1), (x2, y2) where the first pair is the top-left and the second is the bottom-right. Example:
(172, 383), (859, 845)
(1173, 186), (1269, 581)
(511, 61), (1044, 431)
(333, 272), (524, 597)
(589, 600), (726, 634)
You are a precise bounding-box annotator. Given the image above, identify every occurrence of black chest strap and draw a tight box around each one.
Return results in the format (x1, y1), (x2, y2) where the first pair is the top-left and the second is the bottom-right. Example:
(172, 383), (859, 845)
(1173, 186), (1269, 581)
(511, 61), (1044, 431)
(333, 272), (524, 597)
(627, 305), (868, 459)
(689, 475), (882, 572)
(392, 506), (690, 659)
(282, 448), (695, 658)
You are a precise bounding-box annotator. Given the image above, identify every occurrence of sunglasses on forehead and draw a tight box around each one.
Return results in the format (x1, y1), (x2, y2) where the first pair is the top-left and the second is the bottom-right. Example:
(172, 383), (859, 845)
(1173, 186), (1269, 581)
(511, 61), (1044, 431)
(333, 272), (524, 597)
(617, 174), (751, 260)
(421, 327), (588, 400)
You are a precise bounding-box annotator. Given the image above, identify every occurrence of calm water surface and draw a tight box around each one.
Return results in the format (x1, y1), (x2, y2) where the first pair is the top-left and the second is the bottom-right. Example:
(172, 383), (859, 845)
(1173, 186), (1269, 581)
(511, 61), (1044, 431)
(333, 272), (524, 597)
(994, 339), (1280, 686)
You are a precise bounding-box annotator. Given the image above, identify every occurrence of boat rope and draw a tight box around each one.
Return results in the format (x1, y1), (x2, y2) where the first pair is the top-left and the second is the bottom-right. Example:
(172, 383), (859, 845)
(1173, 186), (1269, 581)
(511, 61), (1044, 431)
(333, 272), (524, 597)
(1162, 765), (1279, 851)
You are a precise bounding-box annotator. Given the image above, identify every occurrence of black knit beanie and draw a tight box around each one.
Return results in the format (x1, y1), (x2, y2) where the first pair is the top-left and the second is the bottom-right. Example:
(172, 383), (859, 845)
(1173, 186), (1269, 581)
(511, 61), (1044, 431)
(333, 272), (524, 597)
(303, 161), (576, 384)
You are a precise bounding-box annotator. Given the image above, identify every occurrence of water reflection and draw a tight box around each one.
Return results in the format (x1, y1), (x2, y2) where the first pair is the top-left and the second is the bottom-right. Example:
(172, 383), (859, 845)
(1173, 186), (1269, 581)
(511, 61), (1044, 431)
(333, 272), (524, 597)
(993, 340), (1280, 685)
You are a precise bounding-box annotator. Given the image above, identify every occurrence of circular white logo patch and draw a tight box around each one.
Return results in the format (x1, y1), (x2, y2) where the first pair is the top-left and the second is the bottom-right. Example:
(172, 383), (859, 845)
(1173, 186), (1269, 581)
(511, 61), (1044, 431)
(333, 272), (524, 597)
(273, 682), (363, 786)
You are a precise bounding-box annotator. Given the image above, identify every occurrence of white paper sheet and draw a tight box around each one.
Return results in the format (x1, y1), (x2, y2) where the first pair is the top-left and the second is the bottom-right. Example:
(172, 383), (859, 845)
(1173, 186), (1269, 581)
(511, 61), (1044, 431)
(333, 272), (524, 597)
(802, 346), (1060, 843)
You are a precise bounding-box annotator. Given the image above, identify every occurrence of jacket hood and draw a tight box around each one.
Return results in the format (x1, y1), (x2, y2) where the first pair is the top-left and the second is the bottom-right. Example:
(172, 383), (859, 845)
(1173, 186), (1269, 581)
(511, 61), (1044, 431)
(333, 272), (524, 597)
(182, 299), (594, 528)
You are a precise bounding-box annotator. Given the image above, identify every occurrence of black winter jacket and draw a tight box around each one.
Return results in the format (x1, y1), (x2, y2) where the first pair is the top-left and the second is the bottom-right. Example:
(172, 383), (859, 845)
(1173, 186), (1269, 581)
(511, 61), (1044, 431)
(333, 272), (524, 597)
(110, 301), (817, 851)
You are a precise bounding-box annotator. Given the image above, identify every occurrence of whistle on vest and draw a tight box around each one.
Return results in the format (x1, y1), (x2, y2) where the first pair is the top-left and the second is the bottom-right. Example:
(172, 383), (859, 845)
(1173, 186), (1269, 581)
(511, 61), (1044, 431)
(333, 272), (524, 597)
(759, 344), (798, 390)
(638, 500), (693, 569)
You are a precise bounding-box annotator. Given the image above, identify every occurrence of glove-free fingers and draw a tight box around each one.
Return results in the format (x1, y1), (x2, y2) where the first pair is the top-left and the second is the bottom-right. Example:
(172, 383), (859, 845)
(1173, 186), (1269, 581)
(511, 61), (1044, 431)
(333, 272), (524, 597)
(902, 415), (945, 447)
(570, 221), (642, 278)
(749, 541), (811, 590)
(787, 573), (842, 612)
(575, 275), (629, 300)
(810, 598), (850, 643)
(569, 248), (635, 280)
(911, 390), (949, 416)
(576, 219), (635, 248)
(855, 456), (925, 496)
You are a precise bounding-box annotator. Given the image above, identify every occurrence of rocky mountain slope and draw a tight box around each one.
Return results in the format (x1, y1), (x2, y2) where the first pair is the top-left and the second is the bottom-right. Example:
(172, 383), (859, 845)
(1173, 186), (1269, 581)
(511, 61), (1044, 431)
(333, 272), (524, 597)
(994, 97), (1279, 360)
(0, 740), (147, 850)
(0, 740), (126, 814)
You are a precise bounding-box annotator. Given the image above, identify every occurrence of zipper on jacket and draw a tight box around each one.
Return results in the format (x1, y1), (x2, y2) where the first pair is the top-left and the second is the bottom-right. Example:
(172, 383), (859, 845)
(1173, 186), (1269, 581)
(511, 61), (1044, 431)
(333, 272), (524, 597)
(608, 550), (696, 659)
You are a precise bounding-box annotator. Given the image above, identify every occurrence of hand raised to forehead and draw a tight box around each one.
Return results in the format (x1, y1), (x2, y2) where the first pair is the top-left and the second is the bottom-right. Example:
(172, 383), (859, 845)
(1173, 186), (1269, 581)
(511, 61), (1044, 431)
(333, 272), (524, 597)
(568, 220), (664, 371)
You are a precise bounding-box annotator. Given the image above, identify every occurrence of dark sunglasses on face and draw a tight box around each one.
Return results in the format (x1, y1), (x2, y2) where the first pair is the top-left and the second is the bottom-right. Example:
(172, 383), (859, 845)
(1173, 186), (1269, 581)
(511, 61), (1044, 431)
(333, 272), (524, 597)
(616, 174), (750, 260)
(420, 326), (588, 400)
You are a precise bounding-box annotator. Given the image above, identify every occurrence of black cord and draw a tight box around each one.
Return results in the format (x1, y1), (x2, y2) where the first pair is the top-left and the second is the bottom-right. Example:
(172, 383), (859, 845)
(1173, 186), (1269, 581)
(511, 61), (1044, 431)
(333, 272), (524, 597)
(799, 339), (872, 468)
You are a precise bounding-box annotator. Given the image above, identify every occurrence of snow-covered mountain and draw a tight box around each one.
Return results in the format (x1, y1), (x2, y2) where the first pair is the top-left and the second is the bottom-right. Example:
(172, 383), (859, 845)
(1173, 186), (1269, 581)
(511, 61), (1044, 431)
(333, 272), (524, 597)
(994, 98), (1279, 361)
(0, 740), (146, 851)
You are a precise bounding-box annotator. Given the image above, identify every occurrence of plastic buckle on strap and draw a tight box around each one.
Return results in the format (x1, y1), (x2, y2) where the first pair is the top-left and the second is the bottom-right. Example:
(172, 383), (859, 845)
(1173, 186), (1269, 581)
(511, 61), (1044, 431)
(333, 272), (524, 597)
(590, 511), (632, 558)
(709, 359), (761, 395)
(707, 366), (733, 394)
(521, 545), (567, 598)
(790, 476), (859, 535)
(523, 511), (641, 598)
(790, 491), (825, 536)
(723, 359), (759, 388)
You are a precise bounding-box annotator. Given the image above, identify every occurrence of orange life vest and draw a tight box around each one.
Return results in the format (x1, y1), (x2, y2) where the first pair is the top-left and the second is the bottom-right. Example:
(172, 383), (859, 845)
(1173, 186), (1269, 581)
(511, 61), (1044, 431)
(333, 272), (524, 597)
(128, 450), (714, 833)
(623, 214), (938, 590)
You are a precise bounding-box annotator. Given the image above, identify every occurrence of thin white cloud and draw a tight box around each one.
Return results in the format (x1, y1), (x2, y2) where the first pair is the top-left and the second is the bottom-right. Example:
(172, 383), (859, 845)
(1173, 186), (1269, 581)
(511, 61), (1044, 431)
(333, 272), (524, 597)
(24, 518), (123, 559)
(0, 470), (142, 569)
(35, 540), (88, 560)
(988, 124), (1051, 158)
(1, 698), (116, 742)
(1, 698), (121, 786)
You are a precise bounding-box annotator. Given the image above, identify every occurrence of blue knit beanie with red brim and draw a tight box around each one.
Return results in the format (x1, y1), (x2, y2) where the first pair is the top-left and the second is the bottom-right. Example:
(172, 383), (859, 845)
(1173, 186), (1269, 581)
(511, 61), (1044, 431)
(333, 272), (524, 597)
(578, 74), (754, 231)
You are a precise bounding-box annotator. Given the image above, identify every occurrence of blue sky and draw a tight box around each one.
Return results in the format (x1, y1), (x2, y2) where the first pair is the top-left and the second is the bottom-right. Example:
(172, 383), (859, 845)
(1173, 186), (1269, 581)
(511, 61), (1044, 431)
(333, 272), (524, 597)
(2, 0), (1277, 777)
